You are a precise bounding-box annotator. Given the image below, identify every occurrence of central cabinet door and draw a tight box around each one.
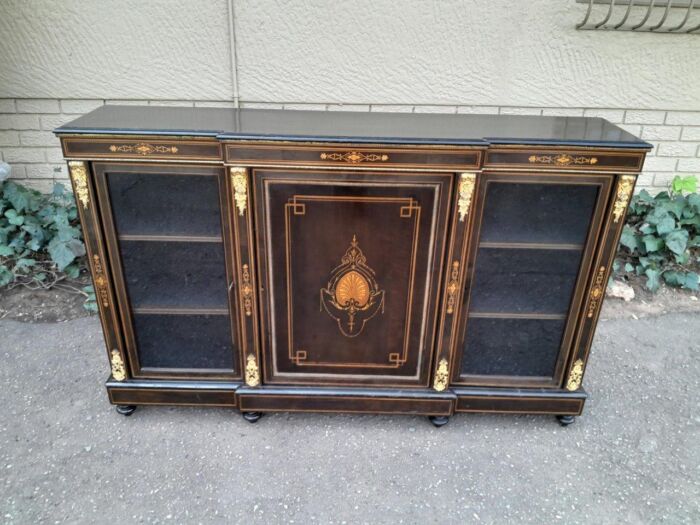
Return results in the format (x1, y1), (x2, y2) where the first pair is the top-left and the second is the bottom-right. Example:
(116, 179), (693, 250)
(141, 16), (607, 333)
(254, 169), (453, 386)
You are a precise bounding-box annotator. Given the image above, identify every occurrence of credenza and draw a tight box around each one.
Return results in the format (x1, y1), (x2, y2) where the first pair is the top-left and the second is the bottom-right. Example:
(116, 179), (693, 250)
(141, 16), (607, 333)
(55, 106), (650, 426)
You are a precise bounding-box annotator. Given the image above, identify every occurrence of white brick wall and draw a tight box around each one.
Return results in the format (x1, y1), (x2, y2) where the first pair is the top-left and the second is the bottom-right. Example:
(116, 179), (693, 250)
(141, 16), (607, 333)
(1, 98), (699, 195)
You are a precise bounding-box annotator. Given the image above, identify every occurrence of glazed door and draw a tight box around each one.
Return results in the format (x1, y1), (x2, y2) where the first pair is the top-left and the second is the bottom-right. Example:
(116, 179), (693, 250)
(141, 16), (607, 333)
(254, 169), (453, 386)
(93, 163), (242, 379)
(451, 172), (613, 388)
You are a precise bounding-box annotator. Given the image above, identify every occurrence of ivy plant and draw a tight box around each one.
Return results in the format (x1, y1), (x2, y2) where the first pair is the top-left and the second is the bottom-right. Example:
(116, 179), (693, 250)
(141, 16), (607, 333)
(616, 175), (700, 292)
(0, 164), (96, 311)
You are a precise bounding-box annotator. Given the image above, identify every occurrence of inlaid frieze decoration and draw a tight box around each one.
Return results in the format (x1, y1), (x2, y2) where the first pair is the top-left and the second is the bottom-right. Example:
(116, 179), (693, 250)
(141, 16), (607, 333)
(320, 235), (385, 337)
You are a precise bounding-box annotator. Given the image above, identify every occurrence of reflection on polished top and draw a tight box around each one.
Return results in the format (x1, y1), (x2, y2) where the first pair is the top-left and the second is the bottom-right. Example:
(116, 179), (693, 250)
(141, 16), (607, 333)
(56, 105), (652, 149)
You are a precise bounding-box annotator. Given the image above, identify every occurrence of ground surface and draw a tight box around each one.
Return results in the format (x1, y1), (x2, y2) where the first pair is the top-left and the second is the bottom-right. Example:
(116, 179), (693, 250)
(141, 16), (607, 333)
(0, 278), (91, 323)
(0, 307), (698, 524)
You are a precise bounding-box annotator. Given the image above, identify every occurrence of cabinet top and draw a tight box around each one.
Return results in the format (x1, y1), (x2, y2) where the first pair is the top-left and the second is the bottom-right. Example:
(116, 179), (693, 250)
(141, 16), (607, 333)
(55, 105), (651, 149)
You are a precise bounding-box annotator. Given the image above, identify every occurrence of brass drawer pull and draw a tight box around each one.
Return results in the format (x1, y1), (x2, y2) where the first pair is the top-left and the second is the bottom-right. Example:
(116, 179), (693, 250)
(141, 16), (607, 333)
(320, 151), (389, 163)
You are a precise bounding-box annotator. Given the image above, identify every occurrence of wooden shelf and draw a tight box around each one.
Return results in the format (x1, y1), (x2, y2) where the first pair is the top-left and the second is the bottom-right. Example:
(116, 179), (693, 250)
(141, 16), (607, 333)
(132, 306), (230, 316)
(468, 312), (567, 320)
(478, 241), (584, 251)
(119, 234), (223, 243)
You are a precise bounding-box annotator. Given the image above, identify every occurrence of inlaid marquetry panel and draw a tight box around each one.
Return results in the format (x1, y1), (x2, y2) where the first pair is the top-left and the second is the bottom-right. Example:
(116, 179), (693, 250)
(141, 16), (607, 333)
(253, 169), (453, 386)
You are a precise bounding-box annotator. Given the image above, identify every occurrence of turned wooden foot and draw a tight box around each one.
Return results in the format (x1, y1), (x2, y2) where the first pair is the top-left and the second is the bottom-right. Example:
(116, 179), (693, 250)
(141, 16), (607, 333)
(115, 405), (137, 416)
(242, 411), (263, 423)
(557, 415), (576, 427)
(429, 415), (450, 428)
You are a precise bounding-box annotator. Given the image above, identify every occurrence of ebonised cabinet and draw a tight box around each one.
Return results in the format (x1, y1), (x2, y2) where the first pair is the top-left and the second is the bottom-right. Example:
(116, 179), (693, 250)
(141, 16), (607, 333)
(55, 106), (650, 426)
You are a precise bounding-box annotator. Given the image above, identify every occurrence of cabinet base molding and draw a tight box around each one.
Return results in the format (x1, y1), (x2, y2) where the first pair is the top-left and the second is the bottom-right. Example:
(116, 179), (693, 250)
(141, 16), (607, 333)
(453, 387), (586, 416)
(106, 380), (240, 407)
(106, 381), (586, 418)
(236, 386), (455, 416)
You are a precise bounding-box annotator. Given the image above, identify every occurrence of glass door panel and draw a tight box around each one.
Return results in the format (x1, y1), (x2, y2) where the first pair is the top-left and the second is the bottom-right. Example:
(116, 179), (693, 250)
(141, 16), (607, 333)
(119, 240), (228, 309)
(455, 173), (612, 387)
(94, 163), (239, 379)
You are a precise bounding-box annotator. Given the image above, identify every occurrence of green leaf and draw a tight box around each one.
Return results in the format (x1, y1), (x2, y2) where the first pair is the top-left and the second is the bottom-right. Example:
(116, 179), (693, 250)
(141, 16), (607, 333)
(64, 262), (80, 279)
(674, 251), (690, 265)
(0, 244), (14, 257)
(645, 268), (661, 292)
(688, 193), (700, 211)
(0, 265), (12, 286)
(56, 224), (81, 242)
(671, 175), (697, 194)
(14, 258), (35, 269)
(620, 225), (639, 252)
(645, 205), (672, 226)
(3, 182), (29, 213)
(642, 234), (665, 253)
(685, 272), (699, 291)
(680, 215), (700, 228)
(655, 216), (676, 235)
(624, 263), (634, 272)
(664, 229), (689, 255)
(4, 209), (24, 226)
(639, 223), (656, 234)
(82, 285), (98, 312)
(47, 237), (85, 270)
(667, 195), (687, 220)
(662, 271), (685, 287)
(637, 189), (655, 203)
(52, 183), (67, 197)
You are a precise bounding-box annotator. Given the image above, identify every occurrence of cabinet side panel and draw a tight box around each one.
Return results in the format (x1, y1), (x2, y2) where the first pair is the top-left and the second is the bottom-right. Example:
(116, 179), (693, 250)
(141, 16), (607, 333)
(67, 160), (127, 380)
(565, 172), (639, 391)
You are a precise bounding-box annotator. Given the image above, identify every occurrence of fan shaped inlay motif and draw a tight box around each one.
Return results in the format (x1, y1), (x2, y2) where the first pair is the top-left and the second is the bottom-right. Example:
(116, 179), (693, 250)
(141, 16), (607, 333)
(320, 235), (385, 337)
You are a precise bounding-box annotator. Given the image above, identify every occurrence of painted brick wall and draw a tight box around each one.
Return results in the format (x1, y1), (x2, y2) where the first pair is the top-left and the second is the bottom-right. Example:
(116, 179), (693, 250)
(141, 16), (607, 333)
(1, 98), (698, 194)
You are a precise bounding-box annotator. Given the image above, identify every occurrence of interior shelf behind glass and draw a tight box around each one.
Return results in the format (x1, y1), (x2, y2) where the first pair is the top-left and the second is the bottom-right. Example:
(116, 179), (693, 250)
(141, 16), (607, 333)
(460, 317), (564, 377)
(134, 313), (234, 370)
(479, 182), (599, 245)
(468, 247), (583, 315)
(107, 172), (223, 238)
(120, 240), (228, 310)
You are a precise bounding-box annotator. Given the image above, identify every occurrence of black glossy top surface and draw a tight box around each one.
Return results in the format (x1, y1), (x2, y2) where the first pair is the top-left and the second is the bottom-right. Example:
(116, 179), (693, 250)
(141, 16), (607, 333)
(55, 105), (651, 149)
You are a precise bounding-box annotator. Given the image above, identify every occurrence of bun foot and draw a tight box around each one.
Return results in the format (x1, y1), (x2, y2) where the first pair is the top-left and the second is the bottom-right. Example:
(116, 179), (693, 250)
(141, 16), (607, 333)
(557, 415), (576, 427)
(115, 405), (137, 416)
(429, 415), (450, 428)
(242, 411), (263, 423)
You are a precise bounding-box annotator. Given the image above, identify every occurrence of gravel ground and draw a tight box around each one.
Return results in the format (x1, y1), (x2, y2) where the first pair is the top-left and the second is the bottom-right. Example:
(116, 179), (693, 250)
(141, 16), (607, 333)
(0, 312), (698, 524)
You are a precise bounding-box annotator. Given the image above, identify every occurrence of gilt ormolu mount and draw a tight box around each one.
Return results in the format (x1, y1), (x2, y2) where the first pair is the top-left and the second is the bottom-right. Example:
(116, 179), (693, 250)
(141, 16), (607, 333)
(55, 106), (650, 426)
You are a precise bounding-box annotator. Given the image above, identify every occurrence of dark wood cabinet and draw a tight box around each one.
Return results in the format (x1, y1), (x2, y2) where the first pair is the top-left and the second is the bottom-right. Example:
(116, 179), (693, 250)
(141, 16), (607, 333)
(56, 106), (650, 426)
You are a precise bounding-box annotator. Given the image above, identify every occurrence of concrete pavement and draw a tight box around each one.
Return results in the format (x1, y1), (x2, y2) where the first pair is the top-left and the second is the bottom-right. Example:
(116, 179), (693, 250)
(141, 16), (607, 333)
(0, 312), (698, 524)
